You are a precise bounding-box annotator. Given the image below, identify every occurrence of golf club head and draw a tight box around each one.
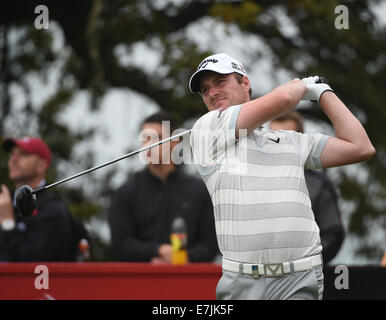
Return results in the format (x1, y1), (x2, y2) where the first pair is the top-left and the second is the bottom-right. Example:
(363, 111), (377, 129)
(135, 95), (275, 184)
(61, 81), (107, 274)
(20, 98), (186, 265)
(15, 185), (37, 218)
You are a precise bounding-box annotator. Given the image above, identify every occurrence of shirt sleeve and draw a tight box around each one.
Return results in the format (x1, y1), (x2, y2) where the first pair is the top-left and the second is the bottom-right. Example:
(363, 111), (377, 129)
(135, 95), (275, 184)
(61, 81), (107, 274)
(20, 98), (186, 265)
(290, 131), (329, 170)
(291, 131), (329, 169)
(304, 133), (330, 169)
(190, 104), (242, 174)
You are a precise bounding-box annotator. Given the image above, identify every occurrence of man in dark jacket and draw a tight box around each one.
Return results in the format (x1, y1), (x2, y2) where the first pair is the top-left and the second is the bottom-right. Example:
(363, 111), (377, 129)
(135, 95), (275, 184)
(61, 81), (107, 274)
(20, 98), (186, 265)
(0, 137), (85, 261)
(109, 111), (219, 263)
(270, 111), (345, 264)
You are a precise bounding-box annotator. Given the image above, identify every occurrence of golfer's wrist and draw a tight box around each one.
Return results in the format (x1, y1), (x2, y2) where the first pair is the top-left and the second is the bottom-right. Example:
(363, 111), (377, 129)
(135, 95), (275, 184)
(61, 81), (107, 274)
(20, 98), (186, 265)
(316, 85), (333, 102)
(319, 90), (336, 105)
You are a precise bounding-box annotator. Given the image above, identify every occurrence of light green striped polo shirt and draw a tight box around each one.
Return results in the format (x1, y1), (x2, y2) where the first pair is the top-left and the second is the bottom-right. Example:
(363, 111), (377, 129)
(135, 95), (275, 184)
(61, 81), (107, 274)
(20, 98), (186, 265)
(190, 104), (329, 264)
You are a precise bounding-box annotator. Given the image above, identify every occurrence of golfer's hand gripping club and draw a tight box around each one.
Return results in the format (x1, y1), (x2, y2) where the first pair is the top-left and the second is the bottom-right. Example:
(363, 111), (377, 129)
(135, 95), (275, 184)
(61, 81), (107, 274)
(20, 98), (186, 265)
(301, 76), (333, 102)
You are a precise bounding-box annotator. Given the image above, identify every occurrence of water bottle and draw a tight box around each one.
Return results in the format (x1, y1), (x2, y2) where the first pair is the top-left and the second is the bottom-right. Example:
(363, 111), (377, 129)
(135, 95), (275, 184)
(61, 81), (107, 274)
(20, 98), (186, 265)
(77, 238), (90, 262)
(170, 216), (188, 265)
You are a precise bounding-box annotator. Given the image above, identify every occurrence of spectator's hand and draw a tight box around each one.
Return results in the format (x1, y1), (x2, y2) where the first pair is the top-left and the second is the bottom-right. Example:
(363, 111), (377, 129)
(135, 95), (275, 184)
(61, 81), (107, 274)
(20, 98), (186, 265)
(157, 244), (173, 263)
(0, 185), (14, 223)
(150, 257), (167, 264)
(301, 76), (333, 102)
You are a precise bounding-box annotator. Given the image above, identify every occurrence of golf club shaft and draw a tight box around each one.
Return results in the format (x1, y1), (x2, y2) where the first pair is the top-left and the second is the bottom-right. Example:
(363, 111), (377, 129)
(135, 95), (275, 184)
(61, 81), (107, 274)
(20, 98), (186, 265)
(32, 129), (192, 194)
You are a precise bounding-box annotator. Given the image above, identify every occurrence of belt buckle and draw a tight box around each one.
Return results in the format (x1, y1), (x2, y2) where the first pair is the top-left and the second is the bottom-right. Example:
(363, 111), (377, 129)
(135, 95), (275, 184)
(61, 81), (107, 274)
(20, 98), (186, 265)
(264, 263), (284, 277)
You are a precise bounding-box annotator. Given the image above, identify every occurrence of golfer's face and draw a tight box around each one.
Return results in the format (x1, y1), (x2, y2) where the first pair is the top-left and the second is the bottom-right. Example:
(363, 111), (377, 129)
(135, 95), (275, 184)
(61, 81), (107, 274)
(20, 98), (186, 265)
(199, 72), (250, 111)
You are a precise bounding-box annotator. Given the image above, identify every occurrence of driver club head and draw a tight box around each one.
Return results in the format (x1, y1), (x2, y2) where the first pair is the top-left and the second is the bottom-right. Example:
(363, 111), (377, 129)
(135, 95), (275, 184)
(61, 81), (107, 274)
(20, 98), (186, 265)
(15, 185), (37, 218)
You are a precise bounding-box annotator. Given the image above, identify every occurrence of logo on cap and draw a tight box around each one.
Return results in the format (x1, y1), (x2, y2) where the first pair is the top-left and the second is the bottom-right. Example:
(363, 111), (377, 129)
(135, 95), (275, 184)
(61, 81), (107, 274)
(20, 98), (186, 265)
(197, 58), (219, 70)
(189, 53), (247, 93)
(231, 62), (246, 73)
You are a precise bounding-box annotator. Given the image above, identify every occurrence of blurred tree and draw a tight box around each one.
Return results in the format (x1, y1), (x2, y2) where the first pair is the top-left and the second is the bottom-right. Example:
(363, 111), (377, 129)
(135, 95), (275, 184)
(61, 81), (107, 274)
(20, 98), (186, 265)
(0, 1), (107, 260)
(208, 0), (386, 261)
(0, 0), (385, 261)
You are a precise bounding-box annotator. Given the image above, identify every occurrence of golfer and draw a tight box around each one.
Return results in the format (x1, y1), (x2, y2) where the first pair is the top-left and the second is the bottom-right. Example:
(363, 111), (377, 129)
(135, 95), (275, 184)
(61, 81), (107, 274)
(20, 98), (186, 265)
(189, 53), (375, 300)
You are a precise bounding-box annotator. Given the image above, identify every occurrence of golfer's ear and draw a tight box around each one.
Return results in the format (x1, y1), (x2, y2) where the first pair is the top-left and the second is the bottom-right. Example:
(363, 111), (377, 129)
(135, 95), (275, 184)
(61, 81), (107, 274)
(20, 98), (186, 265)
(243, 76), (250, 93)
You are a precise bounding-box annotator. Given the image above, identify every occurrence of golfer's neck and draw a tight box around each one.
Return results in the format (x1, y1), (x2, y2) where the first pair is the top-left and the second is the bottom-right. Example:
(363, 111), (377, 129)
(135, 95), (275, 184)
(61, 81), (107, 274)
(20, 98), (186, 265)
(148, 163), (176, 183)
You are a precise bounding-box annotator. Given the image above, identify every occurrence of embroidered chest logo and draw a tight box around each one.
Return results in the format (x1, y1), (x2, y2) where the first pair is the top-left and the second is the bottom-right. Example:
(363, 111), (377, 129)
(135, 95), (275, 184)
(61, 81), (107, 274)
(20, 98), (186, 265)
(267, 137), (280, 143)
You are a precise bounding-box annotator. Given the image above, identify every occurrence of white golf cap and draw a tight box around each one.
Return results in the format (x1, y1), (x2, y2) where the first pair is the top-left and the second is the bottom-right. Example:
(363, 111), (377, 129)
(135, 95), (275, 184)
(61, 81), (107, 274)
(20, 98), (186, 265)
(189, 53), (247, 93)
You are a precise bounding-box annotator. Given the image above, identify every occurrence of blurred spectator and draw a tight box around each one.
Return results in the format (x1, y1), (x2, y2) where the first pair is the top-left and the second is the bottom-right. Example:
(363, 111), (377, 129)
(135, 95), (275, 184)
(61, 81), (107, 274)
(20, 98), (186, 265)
(109, 110), (219, 263)
(381, 251), (386, 267)
(0, 136), (89, 261)
(270, 111), (345, 264)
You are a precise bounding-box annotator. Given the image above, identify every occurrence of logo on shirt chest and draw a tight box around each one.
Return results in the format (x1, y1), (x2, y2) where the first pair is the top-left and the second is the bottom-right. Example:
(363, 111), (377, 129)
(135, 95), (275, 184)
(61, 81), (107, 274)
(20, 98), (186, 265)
(267, 137), (280, 143)
(218, 108), (225, 118)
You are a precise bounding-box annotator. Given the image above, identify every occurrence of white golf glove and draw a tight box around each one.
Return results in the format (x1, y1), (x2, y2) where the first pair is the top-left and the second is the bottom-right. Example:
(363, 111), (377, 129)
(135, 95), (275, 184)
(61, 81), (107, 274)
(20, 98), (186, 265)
(301, 76), (333, 102)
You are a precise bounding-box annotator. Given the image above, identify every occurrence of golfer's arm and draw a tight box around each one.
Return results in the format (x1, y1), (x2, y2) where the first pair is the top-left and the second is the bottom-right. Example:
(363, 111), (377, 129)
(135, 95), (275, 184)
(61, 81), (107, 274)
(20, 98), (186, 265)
(319, 91), (376, 168)
(236, 79), (306, 137)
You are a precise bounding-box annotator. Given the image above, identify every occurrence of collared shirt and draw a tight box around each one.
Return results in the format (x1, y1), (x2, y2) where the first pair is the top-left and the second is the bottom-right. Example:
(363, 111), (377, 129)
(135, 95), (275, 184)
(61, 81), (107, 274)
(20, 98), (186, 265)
(190, 104), (330, 264)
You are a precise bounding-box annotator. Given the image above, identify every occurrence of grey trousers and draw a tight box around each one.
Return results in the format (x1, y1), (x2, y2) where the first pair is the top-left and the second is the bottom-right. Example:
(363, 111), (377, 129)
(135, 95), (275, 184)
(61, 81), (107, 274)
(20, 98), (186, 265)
(216, 266), (324, 300)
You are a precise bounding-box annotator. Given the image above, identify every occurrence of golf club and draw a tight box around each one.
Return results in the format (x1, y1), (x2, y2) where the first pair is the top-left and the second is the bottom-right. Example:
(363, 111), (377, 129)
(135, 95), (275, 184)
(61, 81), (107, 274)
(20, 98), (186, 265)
(15, 76), (328, 218)
(15, 129), (192, 217)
